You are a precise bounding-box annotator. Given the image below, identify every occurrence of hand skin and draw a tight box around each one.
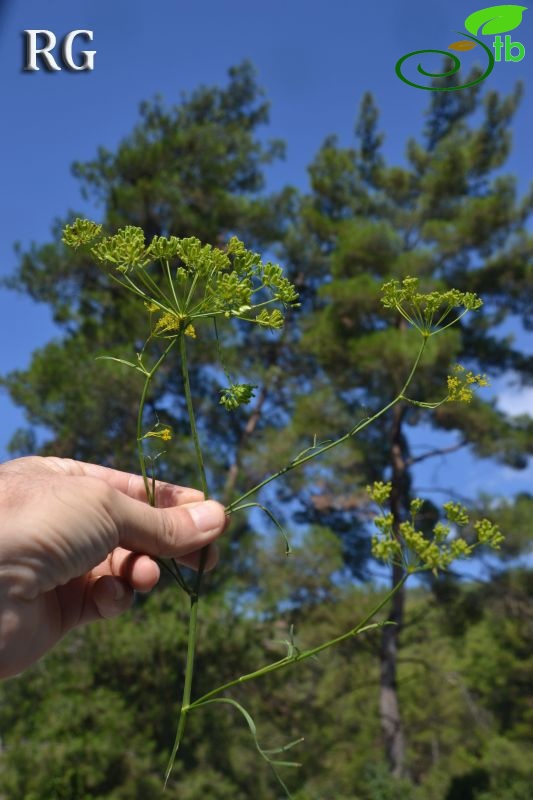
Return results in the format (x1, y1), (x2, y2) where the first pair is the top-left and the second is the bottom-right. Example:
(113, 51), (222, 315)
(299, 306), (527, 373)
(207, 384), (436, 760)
(0, 456), (227, 679)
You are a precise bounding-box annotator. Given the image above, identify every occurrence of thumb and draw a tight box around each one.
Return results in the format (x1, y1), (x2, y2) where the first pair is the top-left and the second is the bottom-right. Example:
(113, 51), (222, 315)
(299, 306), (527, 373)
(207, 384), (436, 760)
(111, 494), (227, 558)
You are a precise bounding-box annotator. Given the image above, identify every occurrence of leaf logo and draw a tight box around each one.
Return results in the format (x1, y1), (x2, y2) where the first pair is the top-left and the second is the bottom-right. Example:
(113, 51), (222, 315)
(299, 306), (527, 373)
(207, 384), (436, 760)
(464, 4), (528, 36)
(396, 3), (525, 91)
(448, 40), (478, 50)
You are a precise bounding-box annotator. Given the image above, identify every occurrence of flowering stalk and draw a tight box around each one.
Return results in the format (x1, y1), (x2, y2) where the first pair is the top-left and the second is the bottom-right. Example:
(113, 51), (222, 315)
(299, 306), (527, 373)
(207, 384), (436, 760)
(226, 335), (429, 514)
(163, 333), (210, 787)
(62, 221), (503, 797)
(134, 338), (177, 505)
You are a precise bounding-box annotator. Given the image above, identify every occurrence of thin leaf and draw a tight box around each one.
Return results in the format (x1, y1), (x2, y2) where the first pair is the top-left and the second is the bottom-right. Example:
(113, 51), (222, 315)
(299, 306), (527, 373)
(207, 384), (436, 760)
(356, 620), (396, 635)
(448, 40), (477, 51)
(256, 504), (291, 555)
(199, 698), (299, 799)
(207, 697), (257, 736)
(290, 435), (333, 464)
(464, 4), (527, 36)
(263, 737), (305, 755)
(231, 502), (292, 554)
(95, 355), (146, 373)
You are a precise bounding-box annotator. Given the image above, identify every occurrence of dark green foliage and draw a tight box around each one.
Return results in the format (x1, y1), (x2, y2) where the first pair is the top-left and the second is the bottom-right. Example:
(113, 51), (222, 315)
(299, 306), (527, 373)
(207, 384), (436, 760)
(1, 62), (291, 479)
(284, 84), (532, 502)
(2, 561), (533, 799)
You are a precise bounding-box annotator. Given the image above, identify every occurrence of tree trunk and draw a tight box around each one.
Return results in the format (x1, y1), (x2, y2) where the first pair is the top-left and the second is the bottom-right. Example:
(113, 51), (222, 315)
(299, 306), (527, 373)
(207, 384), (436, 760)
(379, 399), (408, 778)
(379, 562), (406, 777)
(222, 332), (287, 505)
(222, 384), (268, 503)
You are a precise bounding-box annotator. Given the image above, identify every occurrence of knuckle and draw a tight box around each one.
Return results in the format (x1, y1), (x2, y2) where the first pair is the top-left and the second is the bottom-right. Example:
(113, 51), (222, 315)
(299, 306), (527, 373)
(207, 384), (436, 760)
(154, 509), (178, 555)
(84, 476), (114, 502)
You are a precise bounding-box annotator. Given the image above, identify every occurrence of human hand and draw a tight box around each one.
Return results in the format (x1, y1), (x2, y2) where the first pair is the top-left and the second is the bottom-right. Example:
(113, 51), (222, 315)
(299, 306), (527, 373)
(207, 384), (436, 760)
(0, 456), (227, 679)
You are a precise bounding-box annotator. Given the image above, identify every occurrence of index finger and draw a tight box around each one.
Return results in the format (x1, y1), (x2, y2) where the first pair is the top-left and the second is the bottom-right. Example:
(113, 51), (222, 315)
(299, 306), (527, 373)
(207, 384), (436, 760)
(49, 458), (205, 507)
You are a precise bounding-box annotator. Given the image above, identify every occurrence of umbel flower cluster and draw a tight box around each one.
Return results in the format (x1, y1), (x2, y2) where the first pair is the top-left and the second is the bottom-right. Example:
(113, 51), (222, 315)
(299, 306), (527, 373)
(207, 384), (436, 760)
(381, 276), (483, 336)
(367, 481), (504, 574)
(63, 219), (299, 328)
(446, 364), (489, 403)
(63, 218), (299, 410)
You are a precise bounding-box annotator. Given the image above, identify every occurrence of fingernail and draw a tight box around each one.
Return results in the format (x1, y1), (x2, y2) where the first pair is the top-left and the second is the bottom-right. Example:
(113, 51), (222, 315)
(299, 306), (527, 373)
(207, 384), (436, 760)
(188, 500), (224, 532)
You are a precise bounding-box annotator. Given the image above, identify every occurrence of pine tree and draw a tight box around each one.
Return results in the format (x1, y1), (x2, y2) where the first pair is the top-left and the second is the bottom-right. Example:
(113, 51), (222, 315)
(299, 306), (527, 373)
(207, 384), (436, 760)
(2, 62), (290, 483)
(280, 82), (533, 776)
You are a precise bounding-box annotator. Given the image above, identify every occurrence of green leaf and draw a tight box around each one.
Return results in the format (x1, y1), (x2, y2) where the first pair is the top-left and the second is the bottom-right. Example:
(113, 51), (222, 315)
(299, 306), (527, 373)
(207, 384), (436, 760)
(464, 4), (527, 35)
(262, 738), (305, 756)
(95, 355), (146, 374)
(199, 698), (299, 798)
(231, 502), (292, 554)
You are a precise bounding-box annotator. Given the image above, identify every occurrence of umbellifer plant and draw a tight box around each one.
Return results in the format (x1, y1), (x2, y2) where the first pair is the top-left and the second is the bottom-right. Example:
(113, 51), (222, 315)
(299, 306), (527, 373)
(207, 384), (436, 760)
(62, 218), (503, 797)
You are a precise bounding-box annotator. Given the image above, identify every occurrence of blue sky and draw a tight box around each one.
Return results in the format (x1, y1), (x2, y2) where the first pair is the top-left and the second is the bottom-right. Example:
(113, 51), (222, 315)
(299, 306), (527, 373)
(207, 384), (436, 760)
(0, 0), (531, 498)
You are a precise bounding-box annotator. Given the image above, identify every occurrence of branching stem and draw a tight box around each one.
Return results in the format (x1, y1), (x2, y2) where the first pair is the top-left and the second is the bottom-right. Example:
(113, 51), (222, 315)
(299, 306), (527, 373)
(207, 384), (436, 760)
(188, 574), (408, 709)
(226, 338), (428, 513)
(164, 336), (430, 788)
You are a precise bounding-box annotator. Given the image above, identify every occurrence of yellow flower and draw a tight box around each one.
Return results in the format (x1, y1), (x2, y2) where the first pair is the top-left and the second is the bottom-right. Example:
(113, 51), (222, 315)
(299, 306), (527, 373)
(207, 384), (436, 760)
(446, 365), (489, 403)
(142, 427), (173, 442)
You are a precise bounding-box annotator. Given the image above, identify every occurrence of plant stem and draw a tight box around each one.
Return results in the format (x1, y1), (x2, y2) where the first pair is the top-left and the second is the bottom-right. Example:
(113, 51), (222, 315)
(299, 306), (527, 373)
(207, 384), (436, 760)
(226, 338), (428, 513)
(165, 337), (425, 785)
(165, 333), (211, 787)
(164, 591), (200, 788)
(179, 334), (209, 499)
(134, 337), (191, 594)
(136, 338), (178, 504)
(188, 574), (409, 709)
(164, 259), (181, 311)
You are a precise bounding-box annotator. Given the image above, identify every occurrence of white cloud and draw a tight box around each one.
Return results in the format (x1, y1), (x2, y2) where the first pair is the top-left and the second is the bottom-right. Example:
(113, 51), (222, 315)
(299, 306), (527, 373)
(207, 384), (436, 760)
(497, 386), (533, 418)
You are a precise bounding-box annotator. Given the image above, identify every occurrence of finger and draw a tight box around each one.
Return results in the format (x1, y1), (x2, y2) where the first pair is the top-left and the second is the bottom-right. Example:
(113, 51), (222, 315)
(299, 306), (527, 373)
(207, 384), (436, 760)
(54, 573), (134, 631)
(110, 493), (227, 558)
(91, 576), (134, 619)
(92, 543), (220, 585)
(44, 457), (205, 507)
(92, 548), (160, 592)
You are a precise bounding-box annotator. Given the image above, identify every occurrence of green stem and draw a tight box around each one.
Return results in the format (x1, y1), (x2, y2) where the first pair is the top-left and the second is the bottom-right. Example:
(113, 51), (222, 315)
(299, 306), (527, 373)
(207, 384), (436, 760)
(165, 336), (426, 786)
(164, 259), (181, 312)
(136, 338), (178, 504)
(165, 333), (211, 787)
(155, 557), (190, 592)
(115, 272), (176, 317)
(226, 338), (428, 513)
(179, 331), (211, 590)
(179, 334), (209, 499)
(134, 337), (192, 594)
(136, 267), (173, 310)
(432, 309), (469, 336)
(185, 271), (200, 310)
(164, 592), (200, 788)
(400, 334), (427, 396)
(188, 574), (409, 710)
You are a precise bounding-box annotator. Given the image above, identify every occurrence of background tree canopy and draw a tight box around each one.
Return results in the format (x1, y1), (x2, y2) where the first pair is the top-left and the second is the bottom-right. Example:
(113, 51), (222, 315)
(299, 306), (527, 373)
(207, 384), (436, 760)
(0, 62), (532, 799)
